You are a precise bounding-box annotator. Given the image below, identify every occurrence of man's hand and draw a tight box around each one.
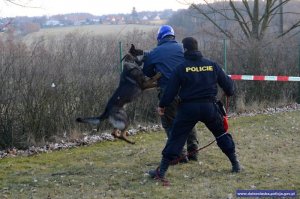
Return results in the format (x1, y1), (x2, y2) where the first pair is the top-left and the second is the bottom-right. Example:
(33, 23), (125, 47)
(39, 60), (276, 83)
(129, 44), (144, 56)
(157, 107), (165, 116)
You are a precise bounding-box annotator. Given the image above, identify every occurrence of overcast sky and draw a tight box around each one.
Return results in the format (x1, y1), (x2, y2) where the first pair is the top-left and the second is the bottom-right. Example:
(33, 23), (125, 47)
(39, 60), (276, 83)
(0, 0), (191, 18)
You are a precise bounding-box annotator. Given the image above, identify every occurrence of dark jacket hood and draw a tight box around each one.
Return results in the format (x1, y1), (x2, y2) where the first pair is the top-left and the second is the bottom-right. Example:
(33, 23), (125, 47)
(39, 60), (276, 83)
(184, 51), (203, 61)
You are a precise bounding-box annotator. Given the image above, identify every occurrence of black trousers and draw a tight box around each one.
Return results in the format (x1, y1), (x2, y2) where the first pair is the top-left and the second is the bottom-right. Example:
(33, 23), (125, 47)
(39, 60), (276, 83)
(162, 102), (236, 160)
(158, 91), (199, 154)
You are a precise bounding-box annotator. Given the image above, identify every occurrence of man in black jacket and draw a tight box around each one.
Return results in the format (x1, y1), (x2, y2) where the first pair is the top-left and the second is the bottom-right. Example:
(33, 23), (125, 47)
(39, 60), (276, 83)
(149, 37), (241, 180)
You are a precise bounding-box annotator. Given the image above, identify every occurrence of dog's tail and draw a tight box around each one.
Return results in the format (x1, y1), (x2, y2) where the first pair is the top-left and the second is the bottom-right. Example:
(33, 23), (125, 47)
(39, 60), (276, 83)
(75, 116), (101, 125)
(76, 107), (109, 125)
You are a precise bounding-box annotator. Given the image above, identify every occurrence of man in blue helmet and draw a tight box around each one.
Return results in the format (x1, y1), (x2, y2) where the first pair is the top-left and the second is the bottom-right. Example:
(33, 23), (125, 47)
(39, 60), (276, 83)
(148, 37), (241, 180)
(130, 25), (199, 162)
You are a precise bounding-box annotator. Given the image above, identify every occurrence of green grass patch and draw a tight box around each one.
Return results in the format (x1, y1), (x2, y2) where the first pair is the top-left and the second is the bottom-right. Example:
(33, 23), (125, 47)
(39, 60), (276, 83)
(0, 111), (299, 198)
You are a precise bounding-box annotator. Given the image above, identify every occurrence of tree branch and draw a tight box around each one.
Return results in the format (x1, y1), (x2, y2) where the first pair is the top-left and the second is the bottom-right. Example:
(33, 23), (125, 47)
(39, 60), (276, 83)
(191, 3), (232, 38)
(229, 0), (251, 38)
(5, 0), (40, 8)
(259, 0), (273, 39)
(242, 0), (253, 20)
(278, 21), (300, 37)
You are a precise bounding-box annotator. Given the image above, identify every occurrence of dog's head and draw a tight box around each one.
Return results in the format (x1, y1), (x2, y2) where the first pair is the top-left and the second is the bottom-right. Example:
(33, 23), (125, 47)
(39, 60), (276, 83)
(122, 53), (143, 68)
(122, 53), (137, 63)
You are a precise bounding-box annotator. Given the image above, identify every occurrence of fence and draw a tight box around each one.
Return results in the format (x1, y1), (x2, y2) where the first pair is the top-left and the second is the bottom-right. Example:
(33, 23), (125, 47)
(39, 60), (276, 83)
(222, 39), (300, 103)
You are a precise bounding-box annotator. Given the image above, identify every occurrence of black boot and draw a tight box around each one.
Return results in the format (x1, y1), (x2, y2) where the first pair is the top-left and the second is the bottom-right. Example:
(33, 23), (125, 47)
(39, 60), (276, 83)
(188, 149), (199, 161)
(187, 128), (199, 161)
(216, 133), (240, 172)
(179, 149), (189, 163)
(226, 153), (240, 173)
(148, 157), (170, 179)
(172, 154), (189, 165)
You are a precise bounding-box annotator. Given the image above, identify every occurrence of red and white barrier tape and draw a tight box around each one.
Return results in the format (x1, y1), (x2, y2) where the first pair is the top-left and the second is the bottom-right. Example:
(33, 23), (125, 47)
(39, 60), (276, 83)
(229, 75), (300, 82)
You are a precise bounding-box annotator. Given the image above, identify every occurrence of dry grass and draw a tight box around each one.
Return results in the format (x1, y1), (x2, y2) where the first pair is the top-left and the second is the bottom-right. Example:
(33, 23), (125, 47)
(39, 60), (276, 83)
(23, 24), (159, 44)
(0, 110), (299, 199)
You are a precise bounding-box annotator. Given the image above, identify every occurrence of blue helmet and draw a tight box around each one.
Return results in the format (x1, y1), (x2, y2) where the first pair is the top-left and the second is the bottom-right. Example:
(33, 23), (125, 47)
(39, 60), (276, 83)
(157, 25), (175, 41)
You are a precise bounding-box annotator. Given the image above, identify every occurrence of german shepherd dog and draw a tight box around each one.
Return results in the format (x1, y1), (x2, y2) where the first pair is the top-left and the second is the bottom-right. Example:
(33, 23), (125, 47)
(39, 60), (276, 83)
(76, 53), (161, 144)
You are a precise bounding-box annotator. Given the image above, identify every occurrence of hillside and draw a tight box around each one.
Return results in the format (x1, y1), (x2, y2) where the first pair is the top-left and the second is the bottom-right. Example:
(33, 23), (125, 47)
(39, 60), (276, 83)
(0, 109), (299, 198)
(23, 24), (159, 44)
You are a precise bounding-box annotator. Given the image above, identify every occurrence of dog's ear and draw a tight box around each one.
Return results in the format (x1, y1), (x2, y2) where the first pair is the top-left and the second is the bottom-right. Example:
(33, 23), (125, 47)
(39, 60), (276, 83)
(129, 44), (144, 57)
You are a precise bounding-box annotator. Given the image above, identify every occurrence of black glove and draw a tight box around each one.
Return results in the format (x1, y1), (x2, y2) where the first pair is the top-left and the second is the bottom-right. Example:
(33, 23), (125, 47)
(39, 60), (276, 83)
(129, 44), (144, 57)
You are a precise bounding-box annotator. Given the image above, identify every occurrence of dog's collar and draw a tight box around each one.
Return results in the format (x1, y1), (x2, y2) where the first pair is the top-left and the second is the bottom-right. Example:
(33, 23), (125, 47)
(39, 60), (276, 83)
(124, 62), (140, 70)
(121, 62), (140, 86)
(125, 76), (138, 85)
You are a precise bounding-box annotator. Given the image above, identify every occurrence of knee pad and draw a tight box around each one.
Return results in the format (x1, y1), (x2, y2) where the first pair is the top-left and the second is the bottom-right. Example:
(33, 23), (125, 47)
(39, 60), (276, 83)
(216, 133), (235, 155)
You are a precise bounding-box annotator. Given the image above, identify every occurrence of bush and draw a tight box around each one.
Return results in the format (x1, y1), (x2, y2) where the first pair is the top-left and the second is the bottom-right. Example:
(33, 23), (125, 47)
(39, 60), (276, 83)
(0, 29), (299, 149)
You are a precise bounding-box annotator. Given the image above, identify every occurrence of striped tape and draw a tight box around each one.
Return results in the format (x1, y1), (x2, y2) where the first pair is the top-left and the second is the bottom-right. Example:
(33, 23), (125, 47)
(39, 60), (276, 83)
(229, 75), (300, 82)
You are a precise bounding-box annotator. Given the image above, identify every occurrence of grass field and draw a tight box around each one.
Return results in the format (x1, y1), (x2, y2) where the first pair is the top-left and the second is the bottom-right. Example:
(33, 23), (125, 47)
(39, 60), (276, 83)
(23, 24), (159, 43)
(0, 110), (299, 199)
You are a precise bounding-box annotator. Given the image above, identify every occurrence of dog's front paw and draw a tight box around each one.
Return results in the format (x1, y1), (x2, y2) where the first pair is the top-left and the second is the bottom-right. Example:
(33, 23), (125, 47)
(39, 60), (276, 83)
(152, 72), (162, 80)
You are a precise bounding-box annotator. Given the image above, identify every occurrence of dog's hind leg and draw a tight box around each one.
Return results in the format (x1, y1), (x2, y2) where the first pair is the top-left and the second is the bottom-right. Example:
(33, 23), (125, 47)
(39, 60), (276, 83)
(111, 129), (135, 144)
(111, 128), (121, 138)
(109, 107), (135, 144)
(120, 130), (135, 144)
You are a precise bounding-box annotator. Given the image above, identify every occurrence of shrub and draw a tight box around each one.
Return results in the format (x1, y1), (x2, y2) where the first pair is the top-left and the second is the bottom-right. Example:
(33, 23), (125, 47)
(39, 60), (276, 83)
(0, 29), (299, 149)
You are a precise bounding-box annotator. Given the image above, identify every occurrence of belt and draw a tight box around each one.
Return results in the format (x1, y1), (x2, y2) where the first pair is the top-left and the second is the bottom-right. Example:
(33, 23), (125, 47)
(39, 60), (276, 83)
(181, 97), (216, 103)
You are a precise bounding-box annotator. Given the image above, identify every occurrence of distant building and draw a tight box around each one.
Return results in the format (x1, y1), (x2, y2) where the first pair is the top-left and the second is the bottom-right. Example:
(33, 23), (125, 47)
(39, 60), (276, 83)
(73, 20), (86, 26)
(154, 15), (161, 20)
(91, 18), (100, 23)
(7, 9), (175, 31)
(44, 20), (61, 27)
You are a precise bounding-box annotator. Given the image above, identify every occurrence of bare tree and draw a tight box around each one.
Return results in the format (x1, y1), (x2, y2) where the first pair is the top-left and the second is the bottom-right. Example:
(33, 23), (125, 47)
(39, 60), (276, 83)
(185, 0), (300, 40)
(1, 0), (41, 32)
(3, 0), (35, 7)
